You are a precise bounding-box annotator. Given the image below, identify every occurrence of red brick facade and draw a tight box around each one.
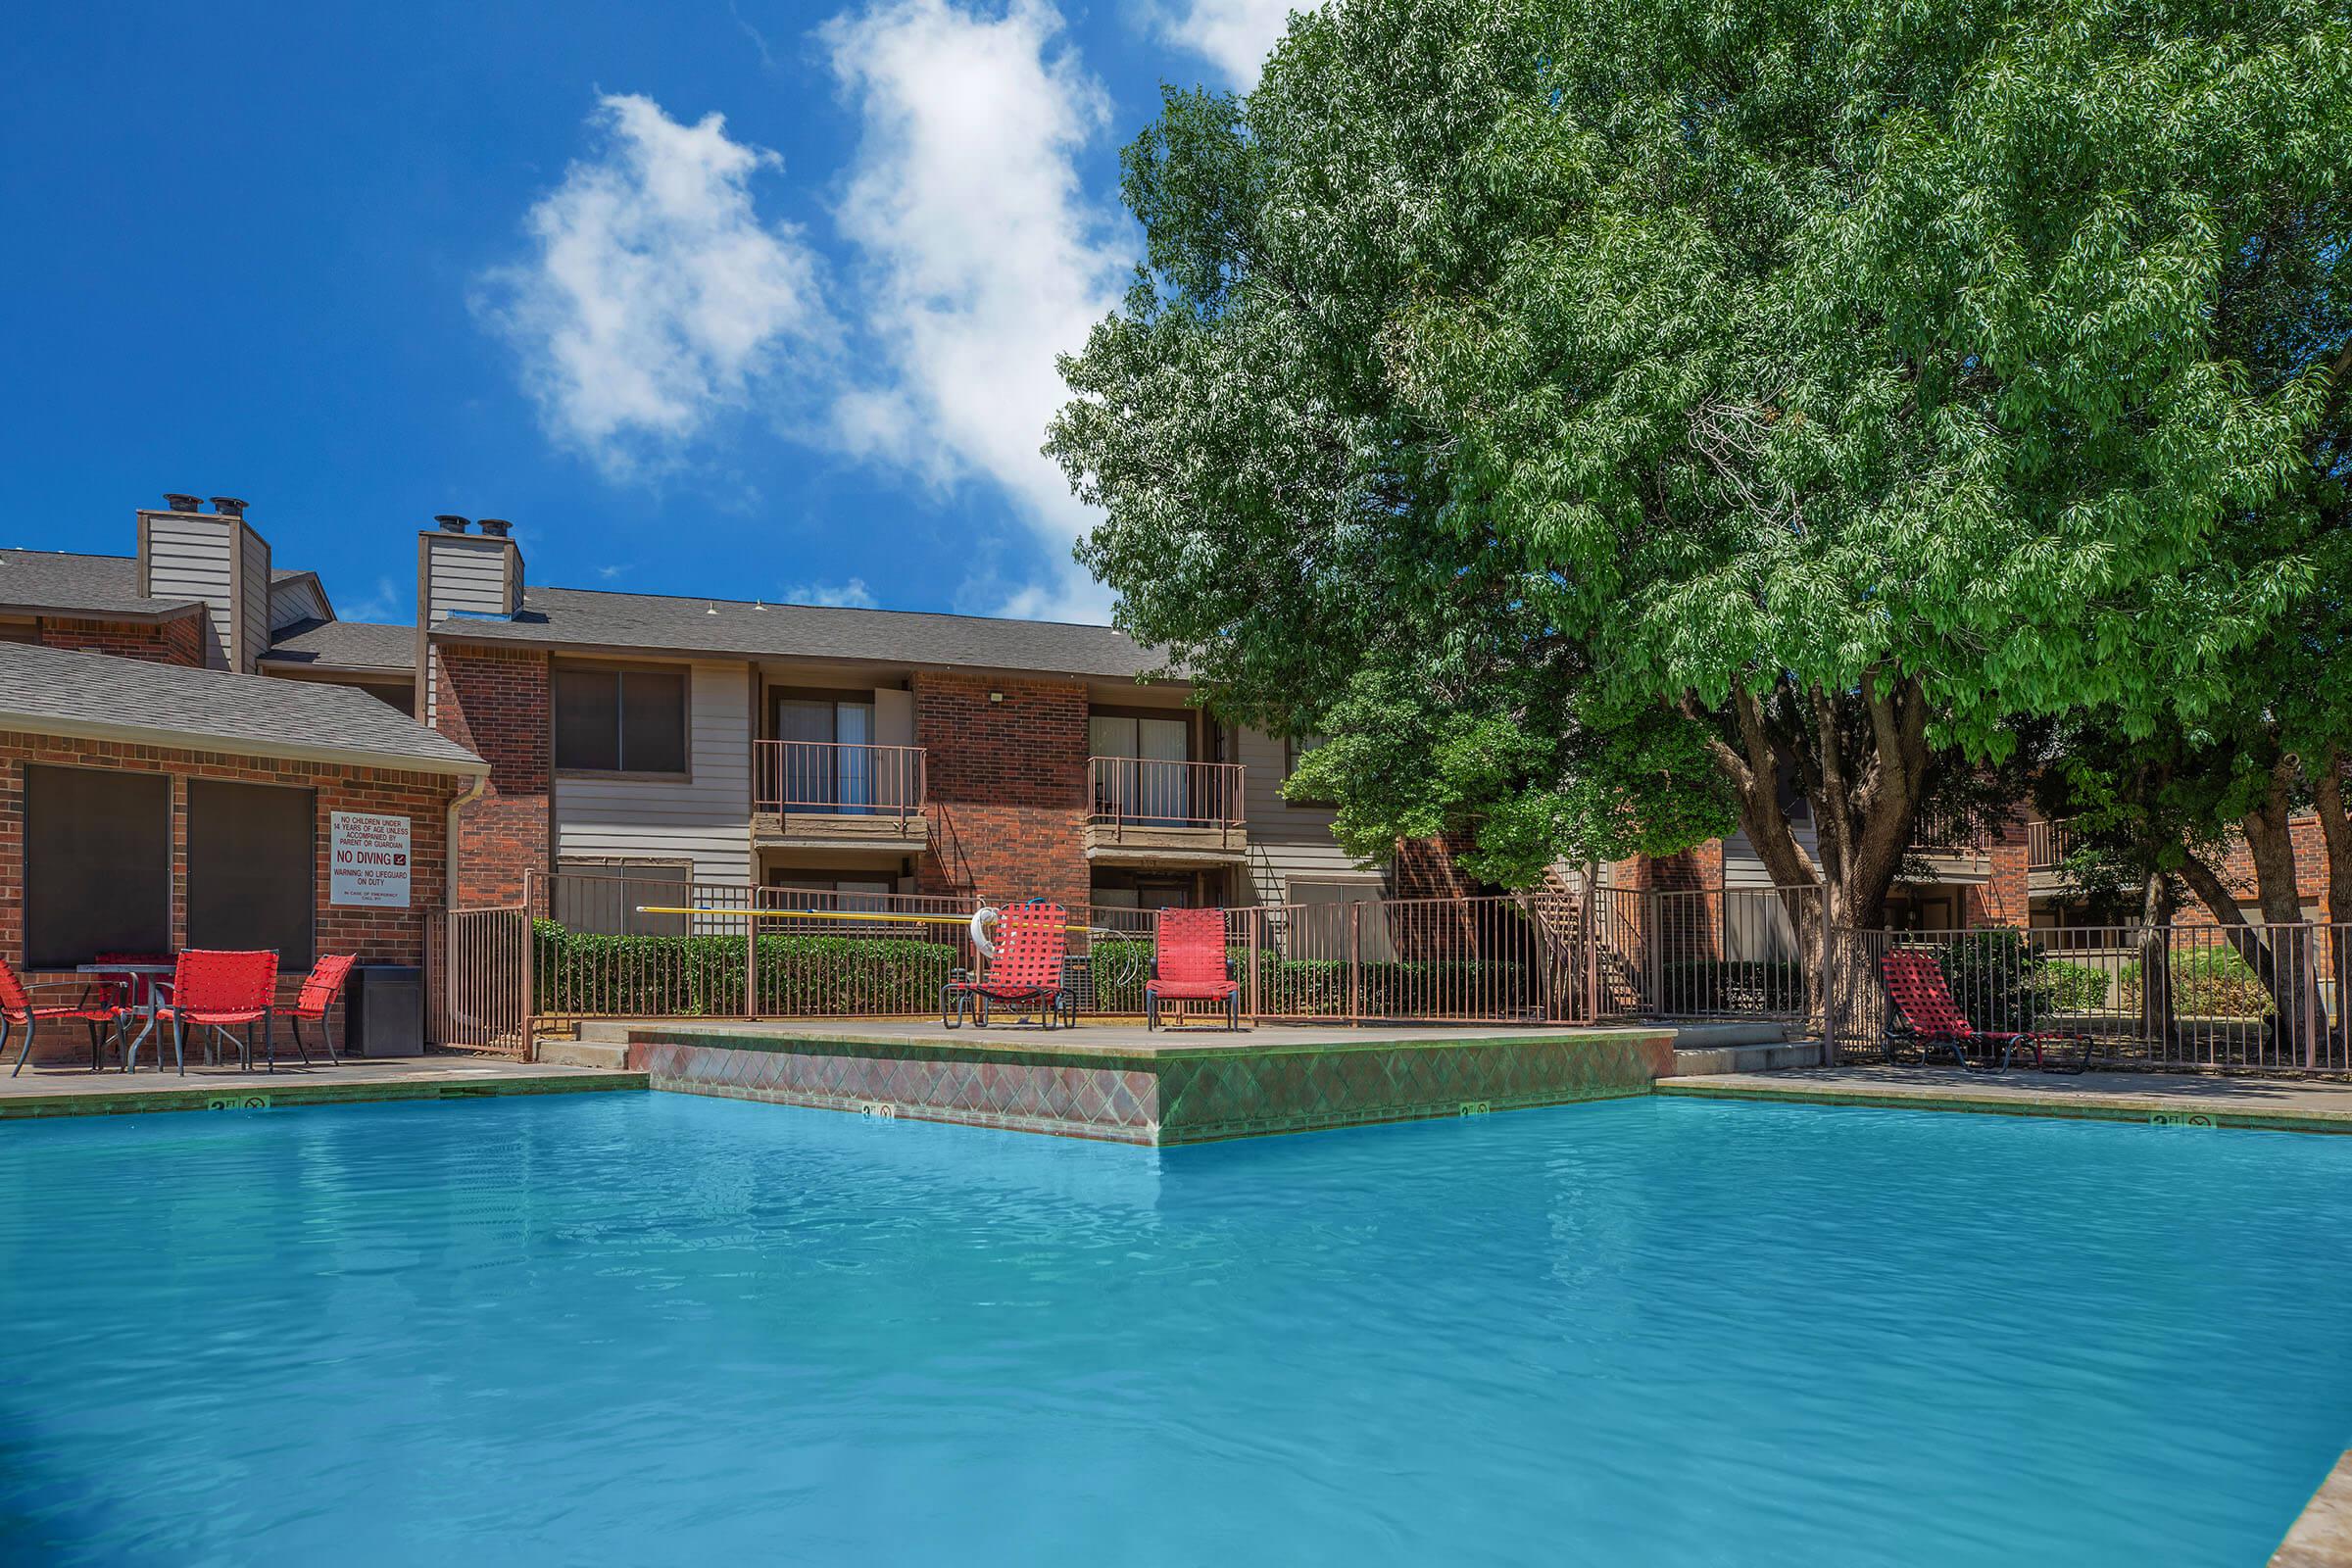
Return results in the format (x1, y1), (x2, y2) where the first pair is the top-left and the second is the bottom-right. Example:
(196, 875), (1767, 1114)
(0, 729), (461, 1065)
(912, 671), (1090, 908)
(33, 614), (206, 667)
(431, 643), (550, 907)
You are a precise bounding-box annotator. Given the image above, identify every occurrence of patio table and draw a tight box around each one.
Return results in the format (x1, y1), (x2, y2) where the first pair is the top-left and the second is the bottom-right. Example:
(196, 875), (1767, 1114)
(74, 962), (175, 1073)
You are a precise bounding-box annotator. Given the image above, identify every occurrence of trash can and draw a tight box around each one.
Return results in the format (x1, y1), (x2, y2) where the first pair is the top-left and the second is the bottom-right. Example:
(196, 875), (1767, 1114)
(347, 965), (424, 1057)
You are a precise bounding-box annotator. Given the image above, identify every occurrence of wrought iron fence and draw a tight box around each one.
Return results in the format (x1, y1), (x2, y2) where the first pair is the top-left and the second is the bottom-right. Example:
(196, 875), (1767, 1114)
(1584, 886), (1823, 1023)
(753, 740), (926, 822)
(1826, 922), (2350, 1073)
(426, 904), (531, 1055)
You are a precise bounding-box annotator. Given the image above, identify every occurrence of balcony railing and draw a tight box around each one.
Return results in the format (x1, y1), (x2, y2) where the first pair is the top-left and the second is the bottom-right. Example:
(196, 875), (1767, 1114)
(2027, 817), (2076, 870)
(754, 740), (926, 825)
(1086, 757), (1246, 836)
(1909, 808), (1979, 854)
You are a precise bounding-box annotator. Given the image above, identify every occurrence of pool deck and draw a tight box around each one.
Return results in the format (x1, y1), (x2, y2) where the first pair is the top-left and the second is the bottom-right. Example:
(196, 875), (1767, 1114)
(2276, 1450), (2352, 1567)
(0, 1054), (646, 1120)
(612, 1017), (1723, 1144)
(1659, 1063), (2352, 1136)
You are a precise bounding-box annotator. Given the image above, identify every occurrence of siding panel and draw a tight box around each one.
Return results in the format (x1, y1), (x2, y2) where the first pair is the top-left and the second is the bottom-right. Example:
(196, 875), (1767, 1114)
(144, 514), (235, 668)
(1235, 727), (1383, 906)
(554, 659), (753, 888)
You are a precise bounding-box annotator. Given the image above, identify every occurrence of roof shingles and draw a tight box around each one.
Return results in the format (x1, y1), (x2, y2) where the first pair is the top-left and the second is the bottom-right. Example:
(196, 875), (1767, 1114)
(0, 642), (483, 774)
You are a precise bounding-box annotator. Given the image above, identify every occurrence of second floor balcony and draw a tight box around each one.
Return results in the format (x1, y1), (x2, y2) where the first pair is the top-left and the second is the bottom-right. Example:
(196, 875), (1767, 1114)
(1084, 756), (1247, 862)
(753, 739), (929, 849)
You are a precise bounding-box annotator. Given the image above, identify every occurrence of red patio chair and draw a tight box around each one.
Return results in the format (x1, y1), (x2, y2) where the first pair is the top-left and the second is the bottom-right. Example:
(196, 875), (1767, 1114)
(2, 956), (128, 1076)
(943, 902), (1069, 1029)
(281, 955), (358, 1067)
(1146, 907), (1241, 1031)
(1880, 948), (2090, 1073)
(152, 950), (279, 1076)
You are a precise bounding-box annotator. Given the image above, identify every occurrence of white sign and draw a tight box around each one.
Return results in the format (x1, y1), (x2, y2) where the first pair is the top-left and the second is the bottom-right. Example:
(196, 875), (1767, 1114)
(330, 811), (412, 907)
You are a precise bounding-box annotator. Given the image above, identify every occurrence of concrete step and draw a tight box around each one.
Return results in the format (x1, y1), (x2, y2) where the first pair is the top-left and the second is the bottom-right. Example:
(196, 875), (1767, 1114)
(537, 1039), (629, 1070)
(1669, 1040), (1825, 1076)
(1663, 1020), (1790, 1050)
(576, 1021), (639, 1044)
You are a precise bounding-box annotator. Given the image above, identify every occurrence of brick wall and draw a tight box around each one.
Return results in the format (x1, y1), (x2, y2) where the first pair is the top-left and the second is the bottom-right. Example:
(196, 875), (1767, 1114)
(912, 672), (1090, 908)
(35, 614), (206, 666)
(430, 642), (550, 907)
(0, 729), (460, 1066)
(1968, 820), (2031, 928)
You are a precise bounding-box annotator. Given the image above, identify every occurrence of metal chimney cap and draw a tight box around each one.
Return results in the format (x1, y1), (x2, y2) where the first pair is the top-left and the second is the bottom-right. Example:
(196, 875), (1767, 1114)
(163, 493), (203, 513)
(208, 496), (248, 517)
(476, 516), (512, 538)
(433, 514), (471, 534)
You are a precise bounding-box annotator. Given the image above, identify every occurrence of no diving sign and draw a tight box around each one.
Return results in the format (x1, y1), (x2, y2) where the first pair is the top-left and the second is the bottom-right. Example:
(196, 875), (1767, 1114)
(330, 810), (412, 907)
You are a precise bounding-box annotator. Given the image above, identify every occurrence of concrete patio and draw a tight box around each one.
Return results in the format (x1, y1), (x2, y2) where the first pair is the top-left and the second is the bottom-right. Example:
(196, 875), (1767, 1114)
(0, 1054), (644, 1120)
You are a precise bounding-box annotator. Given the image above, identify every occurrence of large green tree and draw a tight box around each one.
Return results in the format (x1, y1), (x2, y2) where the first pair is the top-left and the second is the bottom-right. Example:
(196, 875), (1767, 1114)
(1052, 0), (2351, 950)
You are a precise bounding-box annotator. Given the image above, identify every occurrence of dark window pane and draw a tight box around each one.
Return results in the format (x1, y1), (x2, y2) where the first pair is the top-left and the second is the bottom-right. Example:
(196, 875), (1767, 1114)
(25, 766), (171, 968)
(186, 781), (315, 967)
(554, 668), (619, 771)
(620, 670), (687, 773)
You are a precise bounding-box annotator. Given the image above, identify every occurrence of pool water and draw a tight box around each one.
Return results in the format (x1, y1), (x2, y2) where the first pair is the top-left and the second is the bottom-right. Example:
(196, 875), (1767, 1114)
(2, 1095), (2347, 1565)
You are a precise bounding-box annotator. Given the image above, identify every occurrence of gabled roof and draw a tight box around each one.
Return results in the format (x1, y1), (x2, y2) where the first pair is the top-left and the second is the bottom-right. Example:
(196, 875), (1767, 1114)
(427, 584), (1172, 682)
(261, 618), (416, 675)
(0, 550), (204, 622)
(0, 642), (483, 776)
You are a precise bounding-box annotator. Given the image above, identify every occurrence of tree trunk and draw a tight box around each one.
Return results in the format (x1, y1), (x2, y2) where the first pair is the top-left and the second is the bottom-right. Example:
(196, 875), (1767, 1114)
(2135, 870), (2175, 1054)
(2308, 750), (2351, 1054)
(2241, 758), (2327, 1064)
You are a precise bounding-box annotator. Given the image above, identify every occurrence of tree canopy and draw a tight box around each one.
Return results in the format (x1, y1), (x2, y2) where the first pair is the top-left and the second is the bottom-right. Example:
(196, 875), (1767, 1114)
(1051, 0), (2352, 929)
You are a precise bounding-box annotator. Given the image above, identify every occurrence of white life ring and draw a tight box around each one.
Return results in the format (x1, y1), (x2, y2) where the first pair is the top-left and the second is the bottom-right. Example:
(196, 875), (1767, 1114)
(969, 905), (1002, 959)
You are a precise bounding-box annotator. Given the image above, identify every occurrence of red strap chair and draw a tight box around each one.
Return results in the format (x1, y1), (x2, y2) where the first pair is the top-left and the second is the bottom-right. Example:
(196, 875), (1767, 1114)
(943, 903), (1070, 1029)
(152, 950), (279, 1076)
(2, 956), (128, 1077)
(1880, 948), (2089, 1073)
(282, 956), (359, 1067)
(1145, 907), (1241, 1031)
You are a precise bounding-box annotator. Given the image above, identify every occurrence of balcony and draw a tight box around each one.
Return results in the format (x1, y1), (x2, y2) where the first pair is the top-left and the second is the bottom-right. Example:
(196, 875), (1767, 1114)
(1083, 757), (1248, 864)
(753, 740), (929, 851)
(1907, 808), (1990, 884)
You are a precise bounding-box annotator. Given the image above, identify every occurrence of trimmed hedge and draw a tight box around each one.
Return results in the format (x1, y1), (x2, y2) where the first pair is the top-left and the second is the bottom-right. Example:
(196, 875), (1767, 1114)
(1084, 937), (1536, 1017)
(2044, 959), (2111, 1012)
(1657, 959), (1807, 1013)
(2119, 946), (2272, 1019)
(533, 922), (959, 1016)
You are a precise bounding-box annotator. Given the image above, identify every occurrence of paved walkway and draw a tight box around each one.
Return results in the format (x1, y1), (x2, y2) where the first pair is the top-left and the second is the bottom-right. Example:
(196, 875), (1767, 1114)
(1659, 1063), (2352, 1134)
(0, 1054), (642, 1119)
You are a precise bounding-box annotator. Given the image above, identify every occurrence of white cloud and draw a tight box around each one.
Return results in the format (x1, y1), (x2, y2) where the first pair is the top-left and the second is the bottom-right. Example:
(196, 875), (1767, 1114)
(1150, 0), (1298, 88)
(480, 94), (830, 475)
(821, 0), (1124, 622)
(339, 575), (407, 623)
(780, 577), (879, 608)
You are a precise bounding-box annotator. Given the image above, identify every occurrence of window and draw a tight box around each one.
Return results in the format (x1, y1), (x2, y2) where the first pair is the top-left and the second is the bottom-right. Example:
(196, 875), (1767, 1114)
(186, 781), (316, 966)
(25, 765), (171, 967)
(554, 664), (688, 774)
(1283, 735), (1336, 807)
(554, 860), (691, 936)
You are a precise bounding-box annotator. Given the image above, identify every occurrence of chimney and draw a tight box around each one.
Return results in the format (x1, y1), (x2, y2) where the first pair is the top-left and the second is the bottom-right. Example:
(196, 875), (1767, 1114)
(416, 512), (525, 724)
(135, 492), (270, 672)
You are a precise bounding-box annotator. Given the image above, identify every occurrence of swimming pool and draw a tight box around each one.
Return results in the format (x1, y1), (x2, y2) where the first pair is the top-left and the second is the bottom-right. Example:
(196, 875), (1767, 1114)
(2, 1095), (2345, 1564)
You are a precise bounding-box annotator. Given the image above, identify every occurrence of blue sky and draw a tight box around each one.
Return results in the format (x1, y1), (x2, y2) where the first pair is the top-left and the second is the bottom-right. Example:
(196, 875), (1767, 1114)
(0, 0), (1293, 626)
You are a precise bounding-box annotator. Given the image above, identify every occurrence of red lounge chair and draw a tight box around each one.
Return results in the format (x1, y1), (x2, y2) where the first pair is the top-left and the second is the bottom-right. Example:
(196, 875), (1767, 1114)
(1880, 948), (2090, 1073)
(943, 902), (1069, 1029)
(152, 950), (279, 1075)
(2, 956), (128, 1076)
(282, 955), (359, 1067)
(1145, 907), (1241, 1031)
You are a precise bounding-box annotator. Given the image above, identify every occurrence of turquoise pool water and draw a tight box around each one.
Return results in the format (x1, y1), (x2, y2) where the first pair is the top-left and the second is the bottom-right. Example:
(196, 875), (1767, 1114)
(2, 1095), (2346, 1565)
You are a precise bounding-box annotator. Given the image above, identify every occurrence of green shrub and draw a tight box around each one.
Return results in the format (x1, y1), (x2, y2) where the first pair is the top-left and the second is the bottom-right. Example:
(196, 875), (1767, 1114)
(1078, 936), (1534, 1017)
(1656, 959), (1808, 1013)
(1916, 929), (2054, 1032)
(2119, 945), (2272, 1019)
(533, 923), (959, 1017)
(2043, 959), (2111, 1012)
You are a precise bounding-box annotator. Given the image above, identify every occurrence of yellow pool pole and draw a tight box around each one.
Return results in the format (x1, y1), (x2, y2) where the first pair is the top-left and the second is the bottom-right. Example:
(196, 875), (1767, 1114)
(632, 906), (1099, 933)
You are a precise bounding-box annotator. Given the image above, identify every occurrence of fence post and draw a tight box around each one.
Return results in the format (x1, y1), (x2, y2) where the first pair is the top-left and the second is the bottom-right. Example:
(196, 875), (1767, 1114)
(1247, 911), (1261, 1022)
(1820, 917), (1838, 1066)
(520, 869), (536, 1054)
(745, 893), (759, 1020)
(1348, 902), (1363, 1025)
